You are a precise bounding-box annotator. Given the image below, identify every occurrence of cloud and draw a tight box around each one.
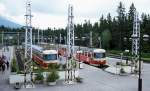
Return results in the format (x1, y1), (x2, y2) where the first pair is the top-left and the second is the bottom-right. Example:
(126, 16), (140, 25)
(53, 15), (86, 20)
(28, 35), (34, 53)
(10, 12), (98, 29)
(10, 12), (67, 29)
(32, 0), (67, 15)
(0, 0), (25, 16)
(0, 3), (6, 17)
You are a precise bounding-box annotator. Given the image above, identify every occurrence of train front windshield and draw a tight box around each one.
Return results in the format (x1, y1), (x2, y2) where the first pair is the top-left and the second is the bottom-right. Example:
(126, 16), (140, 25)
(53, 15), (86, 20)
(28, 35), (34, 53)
(94, 53), (106, 59)
(43, 54), (57, 61)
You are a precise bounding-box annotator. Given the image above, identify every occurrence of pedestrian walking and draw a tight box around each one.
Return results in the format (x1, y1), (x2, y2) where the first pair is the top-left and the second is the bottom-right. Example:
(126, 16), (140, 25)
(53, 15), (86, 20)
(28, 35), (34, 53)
(6, 61), (9, 70)
(0, 64), (2, 71)
(2, 55), (6, 60)
(2, 64), (5, 72)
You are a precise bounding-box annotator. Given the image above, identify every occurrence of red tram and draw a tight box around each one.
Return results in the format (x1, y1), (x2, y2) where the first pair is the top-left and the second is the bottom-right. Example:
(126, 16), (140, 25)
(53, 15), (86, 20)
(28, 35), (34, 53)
(76, 49), (106, 66)
(31, 45), (59, 68)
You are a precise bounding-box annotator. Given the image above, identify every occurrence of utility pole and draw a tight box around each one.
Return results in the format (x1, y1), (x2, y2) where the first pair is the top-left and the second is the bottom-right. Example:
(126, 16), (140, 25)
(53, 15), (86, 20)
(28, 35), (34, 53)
(90, 31), (92, 48)
(59, 33), (62, 44)
(2, 32), (3, 46)
(98, 37), (102, 48)
(50, 36), (52, 43)
(18, 32), (19, 46)
(24, 0), (33, 88)
(64, 36), (67, 45)
(38, 29), (39, 44)
(33, 34), (35, 44)
(58, 33), (61, 48)
(65, 4), (75, 84)
(42, 30), (43, 43)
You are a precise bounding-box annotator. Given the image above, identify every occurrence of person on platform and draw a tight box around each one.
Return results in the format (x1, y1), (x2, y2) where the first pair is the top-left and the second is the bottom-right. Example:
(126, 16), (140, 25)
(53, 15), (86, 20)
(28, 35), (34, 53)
(2, 64), (5, 72)
(6, 61), (9, 70)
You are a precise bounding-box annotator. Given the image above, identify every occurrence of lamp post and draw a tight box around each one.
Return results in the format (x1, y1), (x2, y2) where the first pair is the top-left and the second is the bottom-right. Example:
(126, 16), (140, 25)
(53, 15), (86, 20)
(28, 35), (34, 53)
(138, 34), (149, 91)
(138, 33), (142, 91)
(131, 11), (142, 91)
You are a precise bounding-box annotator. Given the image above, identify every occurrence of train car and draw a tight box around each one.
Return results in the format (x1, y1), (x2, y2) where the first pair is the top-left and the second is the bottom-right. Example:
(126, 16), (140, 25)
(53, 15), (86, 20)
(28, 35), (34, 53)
(29, 45), (59, 68)
(58, 44), (67, 56)
(58, 48), (66, 56)
(58, 44), (87, 57)
(76, 49), (106, 66)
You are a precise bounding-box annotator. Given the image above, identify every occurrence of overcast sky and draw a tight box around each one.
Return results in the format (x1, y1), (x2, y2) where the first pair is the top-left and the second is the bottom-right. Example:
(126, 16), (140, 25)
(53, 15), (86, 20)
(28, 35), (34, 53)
(0, 0), (150, 29)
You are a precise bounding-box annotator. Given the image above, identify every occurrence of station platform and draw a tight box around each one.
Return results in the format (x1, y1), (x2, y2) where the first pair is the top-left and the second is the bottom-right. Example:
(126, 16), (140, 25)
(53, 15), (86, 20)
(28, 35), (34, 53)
(104, 66), (135, 75)
(1, 47), (150, 91)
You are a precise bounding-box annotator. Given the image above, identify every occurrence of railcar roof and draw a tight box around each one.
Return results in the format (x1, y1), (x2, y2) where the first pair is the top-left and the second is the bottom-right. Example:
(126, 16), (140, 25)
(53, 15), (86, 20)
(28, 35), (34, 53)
(32, 45), (43, 52)
(93, 49), (106, 53)
(43, 50), (57, 54)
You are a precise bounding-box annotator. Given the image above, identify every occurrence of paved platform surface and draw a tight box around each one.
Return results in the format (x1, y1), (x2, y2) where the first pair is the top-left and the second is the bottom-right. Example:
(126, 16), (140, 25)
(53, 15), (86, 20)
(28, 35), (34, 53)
(0, 46), (14, 91)
(105, 57), (135, 74)
(0, 47), (150, 91)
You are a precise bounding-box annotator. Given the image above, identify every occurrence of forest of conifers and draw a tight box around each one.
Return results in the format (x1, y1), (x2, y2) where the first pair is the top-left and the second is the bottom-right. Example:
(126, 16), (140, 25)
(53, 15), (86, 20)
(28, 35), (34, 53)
(0, 2), (150, 53)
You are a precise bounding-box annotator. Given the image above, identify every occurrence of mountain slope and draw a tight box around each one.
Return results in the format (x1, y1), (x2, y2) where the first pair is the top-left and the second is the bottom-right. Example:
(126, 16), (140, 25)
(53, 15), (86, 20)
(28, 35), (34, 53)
(0, 16), (22, 28)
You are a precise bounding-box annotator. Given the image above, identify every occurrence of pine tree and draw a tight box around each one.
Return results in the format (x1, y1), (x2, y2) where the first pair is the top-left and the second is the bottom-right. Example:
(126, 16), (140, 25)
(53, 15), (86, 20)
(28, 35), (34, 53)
(126, 3), (136, 50)
(117, 1), (126, 50)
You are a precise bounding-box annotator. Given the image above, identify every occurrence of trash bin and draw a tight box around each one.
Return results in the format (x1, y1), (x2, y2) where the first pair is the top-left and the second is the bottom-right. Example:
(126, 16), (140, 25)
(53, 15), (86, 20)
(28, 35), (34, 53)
(14, 82), (21, 89)
(79, 62), (84, 69)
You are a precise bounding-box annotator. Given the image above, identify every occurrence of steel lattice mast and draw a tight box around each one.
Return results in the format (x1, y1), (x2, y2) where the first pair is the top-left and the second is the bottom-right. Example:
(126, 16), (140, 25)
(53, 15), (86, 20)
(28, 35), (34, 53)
(38, 29), (40, 44)
(65, 4), (75, 84)
(67, 4), (74, 57)
(24, 0), (33, 87)
(132, 11), (140, 72)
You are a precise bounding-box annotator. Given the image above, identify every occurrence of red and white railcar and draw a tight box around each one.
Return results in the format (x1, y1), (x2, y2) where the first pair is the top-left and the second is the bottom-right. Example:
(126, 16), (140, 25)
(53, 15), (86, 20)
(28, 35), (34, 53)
(76, 49), (106, 66)
(31, 45), (59, 68)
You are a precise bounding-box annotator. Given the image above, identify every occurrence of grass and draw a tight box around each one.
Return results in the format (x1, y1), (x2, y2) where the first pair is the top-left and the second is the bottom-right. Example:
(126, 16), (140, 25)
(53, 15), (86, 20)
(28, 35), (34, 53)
(142, 58), (150, 60)
(107, 50), (150, 63)
(107, 50), (122, 55)
(142, 58), (150, 63)
(141, 53), (150, 58)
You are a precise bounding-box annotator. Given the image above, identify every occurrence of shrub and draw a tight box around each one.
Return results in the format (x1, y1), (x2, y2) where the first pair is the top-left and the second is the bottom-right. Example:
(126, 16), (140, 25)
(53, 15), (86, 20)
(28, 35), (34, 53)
(116, 62), (121, 65)
(48, 64), (59, 71)
(76, 76), (83, 83)
(35, 73), (44, 81)
(11, 58), (17, 72)
(62, 64), (66, 70)
(120, 68), (125, 73)
(47, 71), (59, 82)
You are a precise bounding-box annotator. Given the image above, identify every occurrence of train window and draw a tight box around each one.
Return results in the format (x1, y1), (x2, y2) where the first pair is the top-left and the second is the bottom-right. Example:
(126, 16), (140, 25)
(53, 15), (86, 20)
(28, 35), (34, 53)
(43, 54), (57, 61)
(93, 53), (106, 58)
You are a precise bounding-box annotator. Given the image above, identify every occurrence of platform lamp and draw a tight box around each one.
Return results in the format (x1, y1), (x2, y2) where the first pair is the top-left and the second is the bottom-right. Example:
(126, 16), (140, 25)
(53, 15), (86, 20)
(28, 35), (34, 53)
(138, 34), (149, 91)
(138, 31), (142, 91)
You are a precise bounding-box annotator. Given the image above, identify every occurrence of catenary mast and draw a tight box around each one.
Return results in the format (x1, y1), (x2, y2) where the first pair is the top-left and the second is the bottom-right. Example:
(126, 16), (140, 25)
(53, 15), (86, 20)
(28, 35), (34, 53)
(65, 4), (75, 84)
(132, 11), (140, 72)
(24, 0), (33, 87)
